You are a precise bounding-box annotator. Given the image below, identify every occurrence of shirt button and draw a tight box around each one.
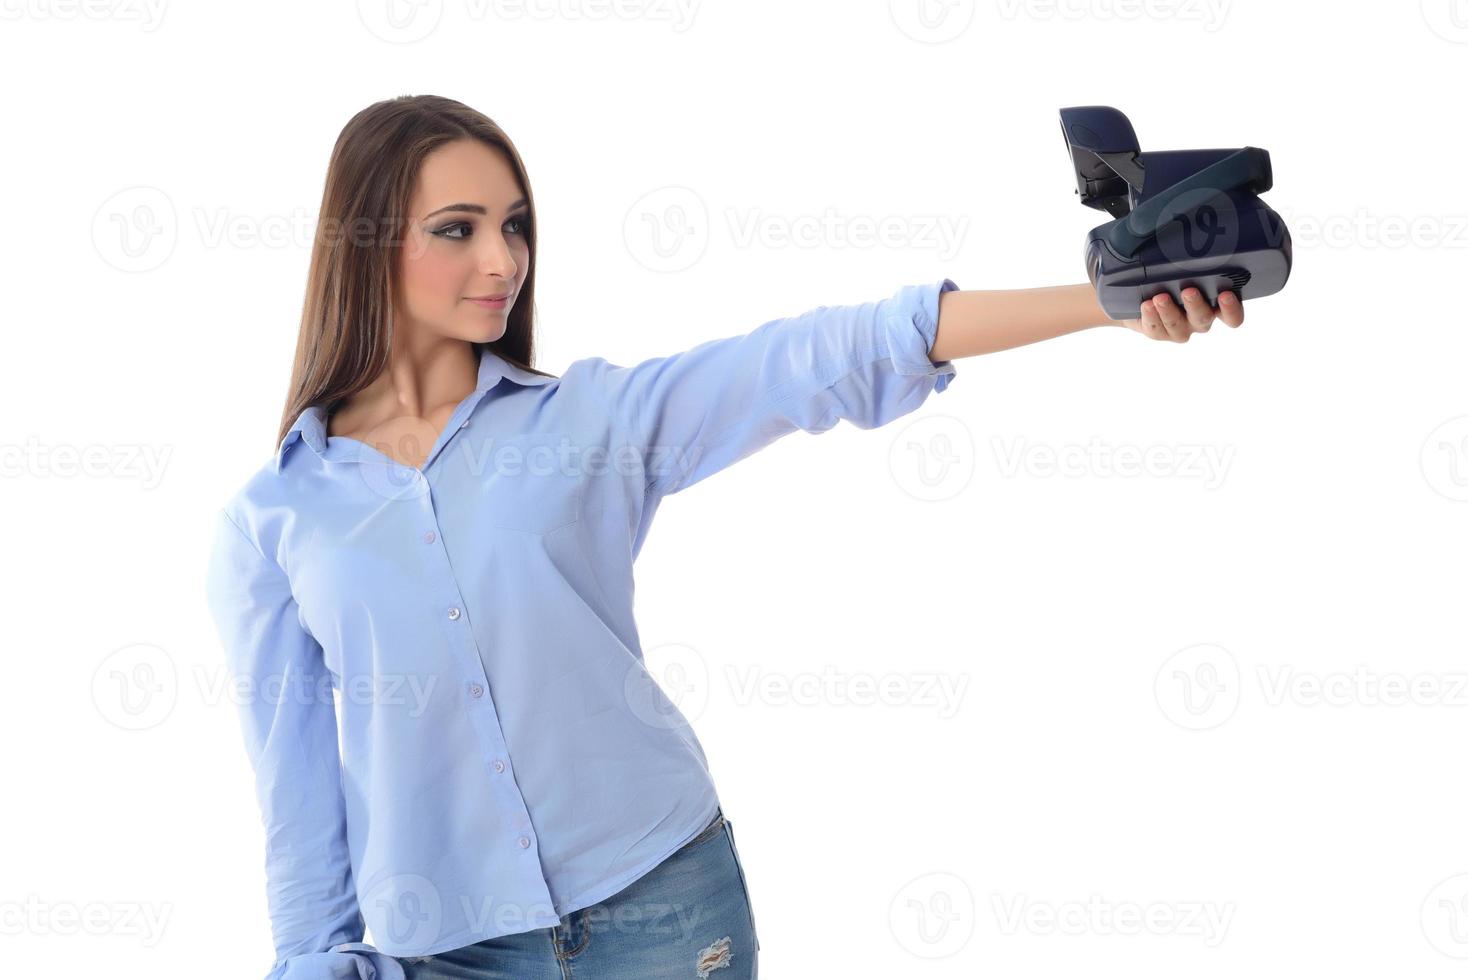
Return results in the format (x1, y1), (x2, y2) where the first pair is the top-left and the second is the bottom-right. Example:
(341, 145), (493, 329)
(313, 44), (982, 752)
(469, 683), (484, 698)
(518, 836), (530, 849)
(422, 530), (436, 544)
(459, 420), (469, 429)
(447, 606), (461, 621)
(492, 759), (505, 772)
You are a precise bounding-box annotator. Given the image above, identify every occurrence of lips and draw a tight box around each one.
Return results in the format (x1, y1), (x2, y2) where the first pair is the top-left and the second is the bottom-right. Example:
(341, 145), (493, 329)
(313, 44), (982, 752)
(467, 294), (510, 301)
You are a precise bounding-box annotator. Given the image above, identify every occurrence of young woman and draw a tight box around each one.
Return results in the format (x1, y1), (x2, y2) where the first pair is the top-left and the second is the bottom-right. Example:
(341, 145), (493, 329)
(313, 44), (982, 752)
(205, 94), (1245, 980)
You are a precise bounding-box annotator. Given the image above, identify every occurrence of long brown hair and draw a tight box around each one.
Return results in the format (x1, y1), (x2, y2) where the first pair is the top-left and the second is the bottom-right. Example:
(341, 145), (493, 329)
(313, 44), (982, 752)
(276, 94), (554, 449)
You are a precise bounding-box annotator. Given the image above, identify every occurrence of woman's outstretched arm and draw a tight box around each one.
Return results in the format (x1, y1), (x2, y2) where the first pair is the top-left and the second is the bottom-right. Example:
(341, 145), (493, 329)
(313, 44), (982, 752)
(931, 283), (1246, 359)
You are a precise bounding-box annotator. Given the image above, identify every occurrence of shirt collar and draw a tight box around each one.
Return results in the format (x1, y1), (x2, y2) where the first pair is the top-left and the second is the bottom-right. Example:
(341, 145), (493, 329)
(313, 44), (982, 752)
(275, 346), (556, 473)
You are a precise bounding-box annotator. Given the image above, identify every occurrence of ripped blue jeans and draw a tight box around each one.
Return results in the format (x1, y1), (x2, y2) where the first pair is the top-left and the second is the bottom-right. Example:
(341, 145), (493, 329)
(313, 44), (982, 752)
(398, 808), (760, 979)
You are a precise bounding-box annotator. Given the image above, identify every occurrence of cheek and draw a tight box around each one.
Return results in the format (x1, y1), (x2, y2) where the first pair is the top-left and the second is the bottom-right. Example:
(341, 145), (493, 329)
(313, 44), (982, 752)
(400, 238), (467, 307)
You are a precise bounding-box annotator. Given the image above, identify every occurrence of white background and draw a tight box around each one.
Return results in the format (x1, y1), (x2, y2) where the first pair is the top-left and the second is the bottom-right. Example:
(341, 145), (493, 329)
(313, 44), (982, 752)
(3, 1), (1465, 977)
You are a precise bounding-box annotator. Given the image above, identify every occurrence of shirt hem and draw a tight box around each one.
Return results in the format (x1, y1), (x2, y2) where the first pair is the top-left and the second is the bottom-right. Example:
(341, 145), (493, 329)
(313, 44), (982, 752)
(376, 799), (725, 960)
(554, 799), (725, 916)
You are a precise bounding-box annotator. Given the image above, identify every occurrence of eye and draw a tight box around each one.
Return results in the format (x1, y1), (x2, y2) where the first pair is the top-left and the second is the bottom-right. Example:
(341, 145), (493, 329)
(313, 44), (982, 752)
(431, 214), (530, 241)
(432, 221), (472, 241)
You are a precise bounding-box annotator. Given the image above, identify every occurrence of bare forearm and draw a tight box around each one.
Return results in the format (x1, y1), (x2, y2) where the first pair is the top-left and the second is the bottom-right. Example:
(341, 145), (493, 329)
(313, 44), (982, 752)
(930, 283), (1119, 361)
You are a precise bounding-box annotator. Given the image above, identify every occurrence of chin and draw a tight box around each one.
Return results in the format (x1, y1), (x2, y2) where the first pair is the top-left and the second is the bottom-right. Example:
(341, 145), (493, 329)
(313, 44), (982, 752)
(460, 320), (508, 345)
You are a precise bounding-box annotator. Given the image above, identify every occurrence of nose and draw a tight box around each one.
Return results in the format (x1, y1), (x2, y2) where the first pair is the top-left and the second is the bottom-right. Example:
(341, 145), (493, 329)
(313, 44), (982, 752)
(476, 234), (518, 280)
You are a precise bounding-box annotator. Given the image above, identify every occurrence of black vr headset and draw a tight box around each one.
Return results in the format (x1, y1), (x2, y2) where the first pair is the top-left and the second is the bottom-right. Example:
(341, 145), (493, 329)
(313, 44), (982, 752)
(1058, 106), (1292, 321)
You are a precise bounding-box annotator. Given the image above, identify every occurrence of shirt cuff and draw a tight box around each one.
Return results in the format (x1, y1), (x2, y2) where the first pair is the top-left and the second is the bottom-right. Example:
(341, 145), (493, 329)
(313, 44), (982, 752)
(883, 277), (959, 391)
(265, 942), (406, 980)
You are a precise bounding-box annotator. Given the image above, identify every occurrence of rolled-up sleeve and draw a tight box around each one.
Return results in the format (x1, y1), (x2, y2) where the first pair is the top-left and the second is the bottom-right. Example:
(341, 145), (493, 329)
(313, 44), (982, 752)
(204, 509), (405, 980)
(580, 278), (959, 497)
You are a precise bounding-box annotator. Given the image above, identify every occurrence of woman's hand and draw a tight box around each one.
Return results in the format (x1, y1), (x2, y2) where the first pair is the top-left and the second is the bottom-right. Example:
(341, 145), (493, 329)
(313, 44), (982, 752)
(1115, 288), (1245, 342)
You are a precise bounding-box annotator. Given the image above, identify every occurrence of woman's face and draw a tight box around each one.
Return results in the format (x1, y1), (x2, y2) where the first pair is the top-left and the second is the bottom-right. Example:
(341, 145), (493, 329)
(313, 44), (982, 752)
(395, 138), (531, 346)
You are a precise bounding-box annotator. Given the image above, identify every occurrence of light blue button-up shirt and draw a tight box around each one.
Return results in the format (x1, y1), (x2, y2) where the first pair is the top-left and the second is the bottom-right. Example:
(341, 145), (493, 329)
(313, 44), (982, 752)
(204, 278), (959, 979)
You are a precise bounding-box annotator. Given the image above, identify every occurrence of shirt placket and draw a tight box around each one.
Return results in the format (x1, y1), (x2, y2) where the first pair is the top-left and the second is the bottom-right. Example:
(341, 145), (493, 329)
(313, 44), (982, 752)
(412, 404), (561, 931)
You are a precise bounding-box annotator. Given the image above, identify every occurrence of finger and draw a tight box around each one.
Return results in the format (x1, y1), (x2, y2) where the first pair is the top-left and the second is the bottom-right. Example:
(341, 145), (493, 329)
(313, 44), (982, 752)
(1138, 298), (1167, 341)
(1180, 287), (1214, 332)
(1150, 293), (1192, 343)
(1217, 290), (1245, 328)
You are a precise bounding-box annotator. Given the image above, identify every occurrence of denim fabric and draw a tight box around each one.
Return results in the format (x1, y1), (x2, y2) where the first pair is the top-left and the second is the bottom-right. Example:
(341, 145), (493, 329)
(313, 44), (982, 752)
(398, 809), (759, 979)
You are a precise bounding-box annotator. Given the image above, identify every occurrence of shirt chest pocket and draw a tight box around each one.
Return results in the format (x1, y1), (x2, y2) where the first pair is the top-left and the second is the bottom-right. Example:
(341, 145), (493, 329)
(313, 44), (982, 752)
(482, 433), (583, 534)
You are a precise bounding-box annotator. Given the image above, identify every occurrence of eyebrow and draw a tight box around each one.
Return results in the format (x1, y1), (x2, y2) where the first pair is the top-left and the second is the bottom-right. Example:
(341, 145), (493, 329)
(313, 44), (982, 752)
(423, 197), (528, 220)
